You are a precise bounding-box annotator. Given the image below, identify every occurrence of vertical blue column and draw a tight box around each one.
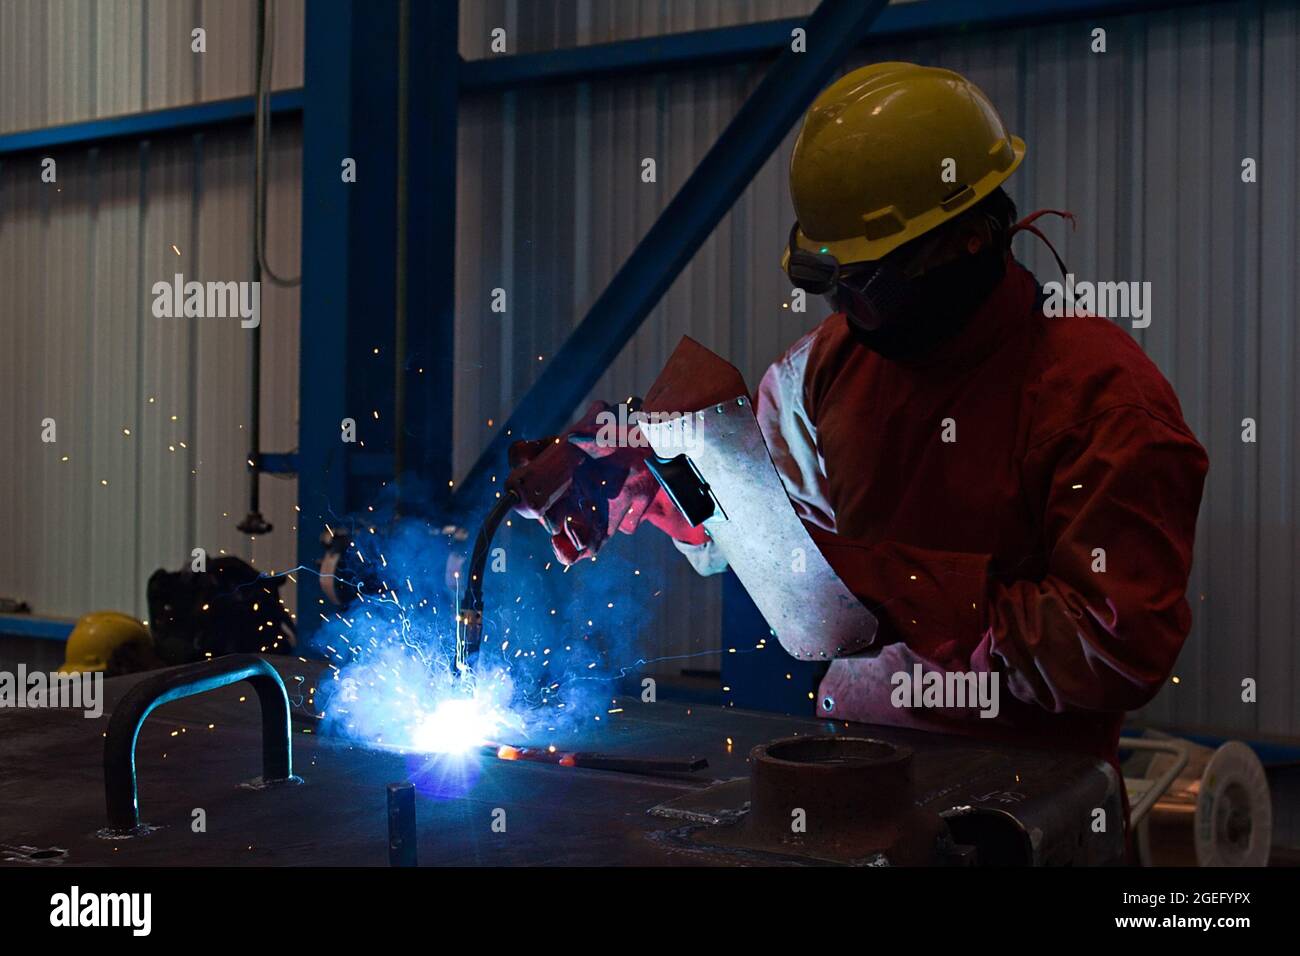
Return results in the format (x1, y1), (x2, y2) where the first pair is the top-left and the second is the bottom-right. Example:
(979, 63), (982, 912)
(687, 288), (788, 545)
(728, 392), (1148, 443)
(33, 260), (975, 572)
(400, 0), (459, 510)
(298, 1), (356, 631)
(297, 1), (412, 638)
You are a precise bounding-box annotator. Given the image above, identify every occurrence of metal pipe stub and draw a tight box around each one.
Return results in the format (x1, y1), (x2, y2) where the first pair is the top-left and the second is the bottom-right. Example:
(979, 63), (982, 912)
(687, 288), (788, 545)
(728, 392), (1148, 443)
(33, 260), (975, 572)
(102, 654), (300, 836)
(741, 735), (948, 864)
(749, 736), (912, 836)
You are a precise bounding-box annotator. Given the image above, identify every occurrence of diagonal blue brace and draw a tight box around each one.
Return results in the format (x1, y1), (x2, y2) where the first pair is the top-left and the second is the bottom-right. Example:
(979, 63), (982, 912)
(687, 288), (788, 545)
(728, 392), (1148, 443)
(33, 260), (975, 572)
(453, 0), (889, 505)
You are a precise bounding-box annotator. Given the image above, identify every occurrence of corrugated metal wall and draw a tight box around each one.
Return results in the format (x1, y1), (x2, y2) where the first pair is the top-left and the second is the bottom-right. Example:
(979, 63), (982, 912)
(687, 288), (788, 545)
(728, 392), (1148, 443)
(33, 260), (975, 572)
(0, 0), (304, 620)
(0, 0), (304, 134)
(453, 0), (1300, 739)
(3, 0), (1296, 738)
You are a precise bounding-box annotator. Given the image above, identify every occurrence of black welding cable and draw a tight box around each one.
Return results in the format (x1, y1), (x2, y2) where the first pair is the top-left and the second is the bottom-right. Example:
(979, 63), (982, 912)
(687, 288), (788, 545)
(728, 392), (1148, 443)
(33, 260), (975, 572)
(463, 491), (520, 614)
(454, 491), (519, 677)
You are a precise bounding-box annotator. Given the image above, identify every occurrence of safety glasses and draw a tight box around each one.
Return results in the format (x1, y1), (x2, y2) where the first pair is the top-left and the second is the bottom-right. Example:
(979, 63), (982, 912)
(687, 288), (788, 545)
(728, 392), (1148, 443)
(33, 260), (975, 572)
(785, 222), (844, 295)
(786, 222), (900, 327)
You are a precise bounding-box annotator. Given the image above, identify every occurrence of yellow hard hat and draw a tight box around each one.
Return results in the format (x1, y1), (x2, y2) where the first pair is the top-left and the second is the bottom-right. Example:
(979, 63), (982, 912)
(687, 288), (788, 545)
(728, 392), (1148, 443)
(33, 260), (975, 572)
(59, 611), (151, 673)
(787, 62), (1025, 266)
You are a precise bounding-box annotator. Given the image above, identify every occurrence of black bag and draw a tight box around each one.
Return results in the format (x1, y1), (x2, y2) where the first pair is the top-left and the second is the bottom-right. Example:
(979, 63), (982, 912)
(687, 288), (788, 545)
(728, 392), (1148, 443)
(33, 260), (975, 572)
(147, 556), (296, 666)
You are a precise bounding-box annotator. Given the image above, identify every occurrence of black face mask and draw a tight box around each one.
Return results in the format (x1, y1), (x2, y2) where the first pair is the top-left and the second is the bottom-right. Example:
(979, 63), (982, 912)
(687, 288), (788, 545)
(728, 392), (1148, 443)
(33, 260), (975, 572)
(830, 244), (1008, 361)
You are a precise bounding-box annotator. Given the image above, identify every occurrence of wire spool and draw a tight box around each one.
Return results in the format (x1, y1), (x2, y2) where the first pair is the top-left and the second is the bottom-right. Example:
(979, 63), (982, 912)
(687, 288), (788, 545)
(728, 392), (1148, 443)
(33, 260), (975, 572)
(1135, 740), (1272, 867)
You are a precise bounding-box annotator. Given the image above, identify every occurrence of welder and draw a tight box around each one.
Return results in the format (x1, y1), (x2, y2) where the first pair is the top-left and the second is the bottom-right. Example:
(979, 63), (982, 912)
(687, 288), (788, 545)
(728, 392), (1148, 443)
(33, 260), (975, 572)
(506, 62), (1208, 766)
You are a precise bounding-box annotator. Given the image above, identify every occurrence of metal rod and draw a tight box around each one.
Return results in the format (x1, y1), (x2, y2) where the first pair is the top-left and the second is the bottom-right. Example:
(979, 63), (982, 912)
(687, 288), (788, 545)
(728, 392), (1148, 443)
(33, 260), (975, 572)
(386, 782), (418, 866)
(1118, 737), (1192, 830)
(488, 743), (707, 775)
(103, 655), (295, 833)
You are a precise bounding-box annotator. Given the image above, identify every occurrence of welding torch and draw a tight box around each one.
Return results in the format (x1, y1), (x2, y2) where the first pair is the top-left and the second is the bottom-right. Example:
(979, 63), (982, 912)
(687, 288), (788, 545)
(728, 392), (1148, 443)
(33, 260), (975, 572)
(453, 489), (520, 680)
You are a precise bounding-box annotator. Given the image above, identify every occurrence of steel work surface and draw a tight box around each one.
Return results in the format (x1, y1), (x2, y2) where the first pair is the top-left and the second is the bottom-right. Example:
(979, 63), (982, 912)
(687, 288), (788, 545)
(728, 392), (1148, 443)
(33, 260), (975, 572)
(0, 657), (1118, 866)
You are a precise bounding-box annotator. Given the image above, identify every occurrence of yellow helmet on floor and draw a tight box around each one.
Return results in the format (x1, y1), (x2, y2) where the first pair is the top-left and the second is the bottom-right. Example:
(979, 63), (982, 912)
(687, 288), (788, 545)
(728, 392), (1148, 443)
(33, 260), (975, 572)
(59, 611), (151, 673)
(787, 62), (1025, 266)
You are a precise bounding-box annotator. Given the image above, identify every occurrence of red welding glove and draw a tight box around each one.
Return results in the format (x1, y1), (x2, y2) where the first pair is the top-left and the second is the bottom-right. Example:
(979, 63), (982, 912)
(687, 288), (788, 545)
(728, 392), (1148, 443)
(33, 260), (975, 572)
(507, 401), (708, 565)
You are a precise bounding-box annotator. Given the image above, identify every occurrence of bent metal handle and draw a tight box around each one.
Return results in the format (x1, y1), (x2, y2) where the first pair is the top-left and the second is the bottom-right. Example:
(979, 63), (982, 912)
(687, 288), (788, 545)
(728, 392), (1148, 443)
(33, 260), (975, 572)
(103, 654), (294, 833)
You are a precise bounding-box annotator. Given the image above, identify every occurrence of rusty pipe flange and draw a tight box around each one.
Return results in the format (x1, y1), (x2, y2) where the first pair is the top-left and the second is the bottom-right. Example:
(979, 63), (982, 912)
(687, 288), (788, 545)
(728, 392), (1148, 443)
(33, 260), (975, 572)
(740, 735), (946, 864)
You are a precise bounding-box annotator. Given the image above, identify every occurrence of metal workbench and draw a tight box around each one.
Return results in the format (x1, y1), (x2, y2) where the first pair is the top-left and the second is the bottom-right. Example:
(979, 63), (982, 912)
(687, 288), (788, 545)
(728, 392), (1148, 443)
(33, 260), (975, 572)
(0, 656), (1122, 866)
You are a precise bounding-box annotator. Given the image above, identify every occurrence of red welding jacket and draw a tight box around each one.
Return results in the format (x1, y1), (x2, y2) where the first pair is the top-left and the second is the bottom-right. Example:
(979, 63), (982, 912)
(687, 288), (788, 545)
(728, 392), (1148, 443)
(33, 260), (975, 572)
(683, 256), (1208, 764)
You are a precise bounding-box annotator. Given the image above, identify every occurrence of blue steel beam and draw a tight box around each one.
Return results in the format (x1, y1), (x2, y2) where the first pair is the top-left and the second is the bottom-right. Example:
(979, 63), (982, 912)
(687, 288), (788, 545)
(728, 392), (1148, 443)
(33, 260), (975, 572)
(298, 1), (365, 627)
(459, 17), (801, 92)
(0, 615), (75, 642)
(398, 0), (459, 510)
(458, 0), (1235, 92)
(452, 0), (889, 504)
(297, 1), (455, 638)
(0, 90), (303, 156)
(0, 0), (1238, 158)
